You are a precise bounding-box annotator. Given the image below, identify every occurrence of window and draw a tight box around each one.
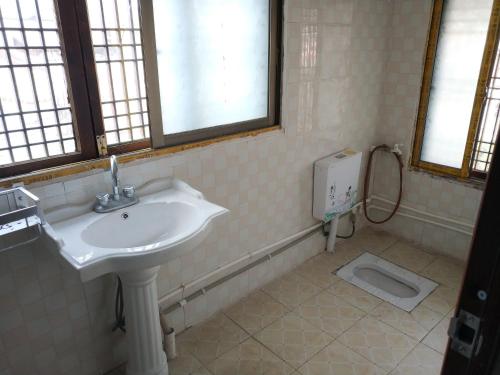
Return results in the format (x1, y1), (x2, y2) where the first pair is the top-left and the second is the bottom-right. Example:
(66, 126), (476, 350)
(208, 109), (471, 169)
(142, 0), (282, 147)
(0, 0), (282, 178)
(412, 0), (500, 179)
(86, 0), (150, 148)
(0, 0), (97, 176)
(471, 30), (500, 176)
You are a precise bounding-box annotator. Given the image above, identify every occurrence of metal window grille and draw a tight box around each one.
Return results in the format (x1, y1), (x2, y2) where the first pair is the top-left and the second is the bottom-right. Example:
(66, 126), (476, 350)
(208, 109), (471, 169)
(0, 0), (77, 166)
(471, 40), (500, 175)
(86, 0), (149, 146)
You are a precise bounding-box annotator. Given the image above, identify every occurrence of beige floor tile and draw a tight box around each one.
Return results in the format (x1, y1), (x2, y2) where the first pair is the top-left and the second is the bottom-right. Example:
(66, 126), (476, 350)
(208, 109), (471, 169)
(298, 340), (387, 375)
(224, 290), (289, 335)
(421, 285), (459, 315)
(337, 227), (398, 255)
(177, 313), (249, 366)
(168, 351), (213, 375)
(420, 257), (465, 288)
(207, 337), (294, 375)
(329, 244), (364, 268)
(254, 312), (334, 369)
(380, 242), (436, 273)
(422, 313), (452, 354)
(295, 290), (366, 337)
(390, 343), (443, 375)
(262, 272), (321, 309)
(294, 253), (342, 288)
(328, 280), (383, 313)
(339, 316), (417, 372)
(370, 303), (442, 341)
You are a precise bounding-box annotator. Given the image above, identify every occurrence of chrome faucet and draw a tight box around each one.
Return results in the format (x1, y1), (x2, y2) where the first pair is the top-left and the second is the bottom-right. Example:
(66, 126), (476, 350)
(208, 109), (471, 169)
(110, 155), (120, 201)
(93, 156), (139, 213)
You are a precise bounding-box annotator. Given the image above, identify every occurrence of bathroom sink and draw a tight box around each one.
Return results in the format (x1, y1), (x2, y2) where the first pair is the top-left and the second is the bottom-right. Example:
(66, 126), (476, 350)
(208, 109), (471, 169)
(44, 178), (228, 375)
(81, 202), (199, 249)
(47, 178), (228, 282)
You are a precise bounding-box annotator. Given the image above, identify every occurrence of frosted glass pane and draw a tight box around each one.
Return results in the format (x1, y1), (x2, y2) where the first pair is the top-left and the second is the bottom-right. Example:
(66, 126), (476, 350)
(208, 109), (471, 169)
(152, 0), (269, 134)
(0, 0), (78, 165)
(421, 0), (493, 168)
(86, 0), (149, 146)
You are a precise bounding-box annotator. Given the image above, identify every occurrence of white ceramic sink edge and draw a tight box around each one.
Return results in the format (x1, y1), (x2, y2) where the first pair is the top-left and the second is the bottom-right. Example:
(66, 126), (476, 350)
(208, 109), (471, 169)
(45, 178), (228, 281)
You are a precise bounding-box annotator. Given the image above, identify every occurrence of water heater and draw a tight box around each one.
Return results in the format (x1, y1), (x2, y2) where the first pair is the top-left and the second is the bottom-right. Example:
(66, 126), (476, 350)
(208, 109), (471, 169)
(313, 149), (362, 222)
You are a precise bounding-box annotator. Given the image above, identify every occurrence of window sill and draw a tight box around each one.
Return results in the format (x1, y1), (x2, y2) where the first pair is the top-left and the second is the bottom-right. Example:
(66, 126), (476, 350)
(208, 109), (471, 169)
(408, 165), (486, 191)
(0, 125), (281, 188)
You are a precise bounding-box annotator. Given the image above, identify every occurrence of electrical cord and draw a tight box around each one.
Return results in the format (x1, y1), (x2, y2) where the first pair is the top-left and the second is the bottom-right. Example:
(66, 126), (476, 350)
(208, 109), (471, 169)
(112, 276), (126, 333)
(321, 216), (356, 239)
(336, 221), (355, 239)
(322, 222), (329, 236)
(363, 144), (403, 224)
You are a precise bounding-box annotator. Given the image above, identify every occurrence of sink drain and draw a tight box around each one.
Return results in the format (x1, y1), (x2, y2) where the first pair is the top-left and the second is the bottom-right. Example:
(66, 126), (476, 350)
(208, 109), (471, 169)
(121, 212), (129, 220)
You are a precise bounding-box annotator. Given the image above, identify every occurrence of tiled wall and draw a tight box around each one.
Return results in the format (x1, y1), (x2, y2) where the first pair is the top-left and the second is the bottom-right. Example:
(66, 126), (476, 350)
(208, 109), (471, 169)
(0, 1), (393, 374)
(371, 0), (483, 261)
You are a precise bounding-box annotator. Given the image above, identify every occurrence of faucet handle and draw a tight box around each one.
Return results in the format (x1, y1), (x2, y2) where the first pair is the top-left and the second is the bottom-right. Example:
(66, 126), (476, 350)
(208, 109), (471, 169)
(96, 192), (110, 206)
(122, 185), (136, 198)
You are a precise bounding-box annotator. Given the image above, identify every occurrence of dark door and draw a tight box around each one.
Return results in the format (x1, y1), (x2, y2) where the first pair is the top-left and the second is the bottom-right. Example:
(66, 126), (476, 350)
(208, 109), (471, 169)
(441, 131), (500, 373)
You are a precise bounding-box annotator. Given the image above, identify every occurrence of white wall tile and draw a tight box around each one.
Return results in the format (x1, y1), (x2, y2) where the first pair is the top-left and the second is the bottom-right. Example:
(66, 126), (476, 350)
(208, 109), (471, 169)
(371, 0), (483, 261)
(2, 1), (407, 373)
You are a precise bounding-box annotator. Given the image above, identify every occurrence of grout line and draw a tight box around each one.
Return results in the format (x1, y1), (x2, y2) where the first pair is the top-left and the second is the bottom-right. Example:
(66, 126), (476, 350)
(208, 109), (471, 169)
(177, 229), (456, 373)
(200, 335), (255, 373)
(175, 313), (251, 369)
(250, 314), (337, 372)
(221, 292), (290, 338)
(336, 315), (421, 372)
(292, 289), (368, 339)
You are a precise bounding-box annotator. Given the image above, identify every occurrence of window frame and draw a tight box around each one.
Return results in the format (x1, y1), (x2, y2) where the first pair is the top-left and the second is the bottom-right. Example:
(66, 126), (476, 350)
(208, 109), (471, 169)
(140, 0), (283, 149)
(411, 0), (500, 180)
(1, 0), (283, 179)
(0, 0), (151, 178)
(77, 0), (151, 154)
(0, 0), (99, 177)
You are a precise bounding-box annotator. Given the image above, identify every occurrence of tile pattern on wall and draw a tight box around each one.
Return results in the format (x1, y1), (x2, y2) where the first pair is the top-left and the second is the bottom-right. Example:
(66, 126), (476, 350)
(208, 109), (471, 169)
(1, 0), (394, 373)
(371, 0), (483, 261)
(0, 0), (477, 374)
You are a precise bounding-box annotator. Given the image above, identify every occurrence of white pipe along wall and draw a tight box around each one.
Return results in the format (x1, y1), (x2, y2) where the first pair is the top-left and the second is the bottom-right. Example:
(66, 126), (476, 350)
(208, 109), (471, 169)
(370, 195), (474, 236)
(158, 199), (368, 314)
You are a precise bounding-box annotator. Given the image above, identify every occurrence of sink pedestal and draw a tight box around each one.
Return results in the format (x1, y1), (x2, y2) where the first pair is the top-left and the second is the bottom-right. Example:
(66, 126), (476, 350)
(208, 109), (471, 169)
(120, 266), (168, 375)
(50, 180), (229, 374)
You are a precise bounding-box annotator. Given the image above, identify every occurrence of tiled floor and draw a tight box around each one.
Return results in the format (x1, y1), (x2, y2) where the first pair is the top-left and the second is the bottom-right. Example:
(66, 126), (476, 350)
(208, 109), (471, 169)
(110, 227), (465, 375)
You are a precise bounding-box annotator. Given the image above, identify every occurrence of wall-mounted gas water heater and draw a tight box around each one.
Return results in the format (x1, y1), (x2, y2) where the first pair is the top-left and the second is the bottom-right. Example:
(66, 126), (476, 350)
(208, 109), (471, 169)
(313, 149), (362, 252)
(313, 144), (404, 253)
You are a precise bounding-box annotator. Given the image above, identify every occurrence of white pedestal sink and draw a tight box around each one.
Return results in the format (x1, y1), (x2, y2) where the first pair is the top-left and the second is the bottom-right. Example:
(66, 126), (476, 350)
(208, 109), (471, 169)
(45, 178), (228, 375)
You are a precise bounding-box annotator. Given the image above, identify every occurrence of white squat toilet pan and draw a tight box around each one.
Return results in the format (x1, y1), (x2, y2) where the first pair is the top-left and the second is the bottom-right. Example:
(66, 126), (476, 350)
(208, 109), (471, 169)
(336, 252), (438, 312)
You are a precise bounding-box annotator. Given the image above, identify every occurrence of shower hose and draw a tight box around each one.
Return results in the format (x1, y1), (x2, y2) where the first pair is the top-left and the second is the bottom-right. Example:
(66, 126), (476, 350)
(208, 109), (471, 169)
(362, 144), (403, 224)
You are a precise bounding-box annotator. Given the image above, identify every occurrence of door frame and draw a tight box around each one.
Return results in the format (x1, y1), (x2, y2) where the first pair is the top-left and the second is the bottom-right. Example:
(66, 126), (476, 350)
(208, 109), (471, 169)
(441, 128), (500, 373)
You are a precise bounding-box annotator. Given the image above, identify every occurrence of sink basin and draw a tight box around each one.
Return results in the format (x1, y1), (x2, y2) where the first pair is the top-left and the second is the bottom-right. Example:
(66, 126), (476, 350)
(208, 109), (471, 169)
(81, 202), (199, 249)
(47, 178), (228, 282)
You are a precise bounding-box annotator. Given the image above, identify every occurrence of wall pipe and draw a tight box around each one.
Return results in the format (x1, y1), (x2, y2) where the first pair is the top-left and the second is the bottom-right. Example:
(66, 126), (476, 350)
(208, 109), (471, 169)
(371, 195), (475, 229)
(370, 205), (473, 236)
(159, 199), (369, 314)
